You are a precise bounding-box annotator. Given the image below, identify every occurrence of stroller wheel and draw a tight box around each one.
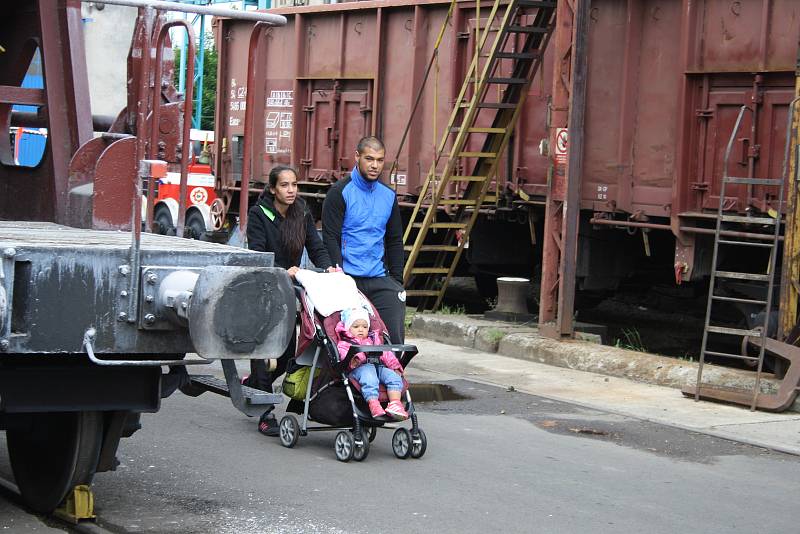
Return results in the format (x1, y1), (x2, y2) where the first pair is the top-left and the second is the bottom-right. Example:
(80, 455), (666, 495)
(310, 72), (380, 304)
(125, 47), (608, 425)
(279, 415), (300, 448)
(391, 428), (412, 459)
(410, 428), (427, 459)
(367, 425), (377, 443)
(334, 431), (354, 462)
(352, 431), (370, 462)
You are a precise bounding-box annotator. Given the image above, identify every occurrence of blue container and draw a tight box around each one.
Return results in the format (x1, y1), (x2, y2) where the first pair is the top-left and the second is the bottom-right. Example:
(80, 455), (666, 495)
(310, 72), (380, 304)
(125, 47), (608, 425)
(15, 129), (48, 167)
(12, 52), (46, 167)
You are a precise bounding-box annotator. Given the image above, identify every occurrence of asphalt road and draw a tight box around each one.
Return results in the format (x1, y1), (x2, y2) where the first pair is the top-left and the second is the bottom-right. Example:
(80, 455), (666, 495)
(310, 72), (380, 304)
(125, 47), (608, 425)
(2, 376), (800, 533)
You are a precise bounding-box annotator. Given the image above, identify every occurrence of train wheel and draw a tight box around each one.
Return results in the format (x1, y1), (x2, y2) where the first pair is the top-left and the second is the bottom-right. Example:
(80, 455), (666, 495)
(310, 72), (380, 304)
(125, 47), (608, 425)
(7, 411), (103, 513)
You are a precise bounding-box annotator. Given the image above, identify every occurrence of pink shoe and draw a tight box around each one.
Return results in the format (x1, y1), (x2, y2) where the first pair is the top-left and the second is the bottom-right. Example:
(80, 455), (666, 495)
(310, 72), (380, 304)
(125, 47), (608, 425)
(368, 399), (386, 418)
(385, 400), (408, 421)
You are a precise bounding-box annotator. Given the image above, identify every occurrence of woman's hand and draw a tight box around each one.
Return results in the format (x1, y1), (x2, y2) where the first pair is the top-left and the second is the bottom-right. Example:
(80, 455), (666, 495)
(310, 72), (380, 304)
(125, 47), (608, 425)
(326, 266), (342, 273)
(287, 266), (300, 278)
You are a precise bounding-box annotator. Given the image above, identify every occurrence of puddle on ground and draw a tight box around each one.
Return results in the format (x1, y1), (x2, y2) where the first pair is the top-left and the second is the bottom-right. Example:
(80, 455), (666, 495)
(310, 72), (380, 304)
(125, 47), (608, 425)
(409, 383), (471, 402)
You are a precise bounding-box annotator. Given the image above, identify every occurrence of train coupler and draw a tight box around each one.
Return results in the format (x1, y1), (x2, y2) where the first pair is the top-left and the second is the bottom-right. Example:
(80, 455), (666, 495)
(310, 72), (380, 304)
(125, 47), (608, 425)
(53, 484), (96, 524)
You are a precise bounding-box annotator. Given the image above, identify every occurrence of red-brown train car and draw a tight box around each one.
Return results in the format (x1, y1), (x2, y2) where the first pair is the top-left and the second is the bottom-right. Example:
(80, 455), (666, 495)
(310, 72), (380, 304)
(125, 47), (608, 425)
(213, 0), (800, 298)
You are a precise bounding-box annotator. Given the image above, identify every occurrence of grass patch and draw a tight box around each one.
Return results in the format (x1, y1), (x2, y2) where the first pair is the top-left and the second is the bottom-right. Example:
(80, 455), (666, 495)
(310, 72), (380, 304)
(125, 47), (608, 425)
(484, 328), (506, 345)
(404, 308), (416, 329)
(438, 304), (466, 315)
(614, 328), (647, 352)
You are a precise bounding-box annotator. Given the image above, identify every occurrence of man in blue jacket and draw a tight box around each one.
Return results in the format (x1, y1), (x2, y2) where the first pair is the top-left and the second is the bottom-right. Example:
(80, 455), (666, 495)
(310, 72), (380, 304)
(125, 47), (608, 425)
(322, 136), (406, 343)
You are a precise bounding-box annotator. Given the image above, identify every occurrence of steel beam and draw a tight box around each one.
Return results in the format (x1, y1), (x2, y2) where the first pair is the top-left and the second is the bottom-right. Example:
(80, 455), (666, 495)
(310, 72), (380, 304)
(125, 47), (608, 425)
(778, 42), (800, 340)
(538, 0), (590, 339)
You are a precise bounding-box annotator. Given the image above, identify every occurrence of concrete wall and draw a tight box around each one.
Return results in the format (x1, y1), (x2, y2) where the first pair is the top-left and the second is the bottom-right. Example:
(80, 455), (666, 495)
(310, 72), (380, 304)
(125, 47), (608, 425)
(81, 2), (138, 118)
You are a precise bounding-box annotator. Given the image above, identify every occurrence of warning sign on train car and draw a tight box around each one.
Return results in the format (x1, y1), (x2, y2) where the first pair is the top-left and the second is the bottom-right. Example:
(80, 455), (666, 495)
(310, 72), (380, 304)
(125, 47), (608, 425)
(555, 128), (568, 165)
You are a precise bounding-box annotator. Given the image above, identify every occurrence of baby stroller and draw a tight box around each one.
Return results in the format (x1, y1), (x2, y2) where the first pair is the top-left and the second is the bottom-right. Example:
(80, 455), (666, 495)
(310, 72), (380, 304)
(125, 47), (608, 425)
(276, 284), (427, 462)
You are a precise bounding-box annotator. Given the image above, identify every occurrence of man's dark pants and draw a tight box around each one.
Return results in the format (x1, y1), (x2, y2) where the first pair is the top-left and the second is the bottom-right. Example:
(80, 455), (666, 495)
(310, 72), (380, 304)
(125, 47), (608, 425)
(352, 275), (406, 344)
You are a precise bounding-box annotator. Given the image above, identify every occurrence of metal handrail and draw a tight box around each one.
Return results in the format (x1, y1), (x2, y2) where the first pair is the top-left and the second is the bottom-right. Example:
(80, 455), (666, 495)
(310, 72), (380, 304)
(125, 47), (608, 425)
(149, 19), (196, 236)
(83, 328), (212, 367)
(239, 21), (272, 233)
(79, 0), (288, 25)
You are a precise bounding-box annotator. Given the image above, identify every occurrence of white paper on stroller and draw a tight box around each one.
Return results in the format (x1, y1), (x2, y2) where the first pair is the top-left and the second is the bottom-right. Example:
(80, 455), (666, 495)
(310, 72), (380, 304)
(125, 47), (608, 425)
(294, 270), (371, 317)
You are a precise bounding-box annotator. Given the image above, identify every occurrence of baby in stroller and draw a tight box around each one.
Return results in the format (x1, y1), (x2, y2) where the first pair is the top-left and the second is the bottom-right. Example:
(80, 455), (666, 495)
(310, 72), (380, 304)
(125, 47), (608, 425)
(337, 306), (408, 421)
(277, 269), (427, 461)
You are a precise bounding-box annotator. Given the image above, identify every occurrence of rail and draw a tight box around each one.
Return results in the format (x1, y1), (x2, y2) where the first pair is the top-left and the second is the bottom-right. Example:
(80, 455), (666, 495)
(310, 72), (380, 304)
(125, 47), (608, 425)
(239, 21), (272, 232)
(149, 19), (196, 236)
(78, 0), (288, 25)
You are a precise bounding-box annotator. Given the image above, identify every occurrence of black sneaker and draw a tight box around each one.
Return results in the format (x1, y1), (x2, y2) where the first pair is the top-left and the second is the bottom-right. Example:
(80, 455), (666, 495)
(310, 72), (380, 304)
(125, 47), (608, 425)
(258, 412), (279, 437)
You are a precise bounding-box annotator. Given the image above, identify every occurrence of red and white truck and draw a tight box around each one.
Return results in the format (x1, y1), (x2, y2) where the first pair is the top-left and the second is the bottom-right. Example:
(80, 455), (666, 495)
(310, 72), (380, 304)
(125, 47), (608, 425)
(149, 129), (224, 238)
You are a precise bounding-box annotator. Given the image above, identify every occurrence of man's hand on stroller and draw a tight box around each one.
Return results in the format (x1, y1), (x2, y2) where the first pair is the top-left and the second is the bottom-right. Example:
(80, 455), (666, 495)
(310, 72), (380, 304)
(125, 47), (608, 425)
(380, 352), (403, 373)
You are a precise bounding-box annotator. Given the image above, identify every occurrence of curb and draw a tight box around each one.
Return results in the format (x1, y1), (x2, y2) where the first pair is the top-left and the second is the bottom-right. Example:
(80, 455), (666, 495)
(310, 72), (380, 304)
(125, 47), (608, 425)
(410, 313), (800, 413)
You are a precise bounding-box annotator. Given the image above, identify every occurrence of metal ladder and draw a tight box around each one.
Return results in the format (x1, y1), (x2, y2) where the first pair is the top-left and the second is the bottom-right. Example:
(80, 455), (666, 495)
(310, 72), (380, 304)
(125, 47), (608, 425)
(402, 0), (557, 311)
(694, 104), (790, 410)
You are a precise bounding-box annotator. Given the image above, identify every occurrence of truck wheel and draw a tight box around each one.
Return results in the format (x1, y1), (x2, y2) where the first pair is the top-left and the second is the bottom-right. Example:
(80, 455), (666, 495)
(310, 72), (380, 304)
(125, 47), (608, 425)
(154, 206), (175, 235)
(185, 211), (206, 240)
(7, 411), (103, 513)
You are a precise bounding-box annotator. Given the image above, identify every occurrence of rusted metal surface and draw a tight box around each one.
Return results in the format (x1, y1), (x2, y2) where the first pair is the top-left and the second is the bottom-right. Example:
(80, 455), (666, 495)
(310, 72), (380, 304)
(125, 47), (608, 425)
(778, 46), (800, 340)
(214, 1), (800, 281)
(239, 22), (273, 233)
(537, 0), (579, 336)
(85, 0), (287, 24)
(214, 0), (552, 197)
(682, 337), (800, 412)
(0, 1), (91, 223)
(150, 19), (196, 235)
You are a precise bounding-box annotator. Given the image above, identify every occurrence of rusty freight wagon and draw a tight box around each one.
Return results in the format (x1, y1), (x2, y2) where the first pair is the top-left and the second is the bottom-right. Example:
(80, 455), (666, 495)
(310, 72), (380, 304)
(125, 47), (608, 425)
(0, 0), (293, 515)
(213, 0), (799, 312)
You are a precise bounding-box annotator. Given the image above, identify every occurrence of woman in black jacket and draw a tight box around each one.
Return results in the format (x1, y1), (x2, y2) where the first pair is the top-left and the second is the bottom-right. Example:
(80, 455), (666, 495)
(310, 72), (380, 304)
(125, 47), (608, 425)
(246, 165), (334, 436)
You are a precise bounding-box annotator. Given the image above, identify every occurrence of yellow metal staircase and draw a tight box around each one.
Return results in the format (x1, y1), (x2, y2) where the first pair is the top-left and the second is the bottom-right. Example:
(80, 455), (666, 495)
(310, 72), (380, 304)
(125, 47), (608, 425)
(402, 0), (557, 310)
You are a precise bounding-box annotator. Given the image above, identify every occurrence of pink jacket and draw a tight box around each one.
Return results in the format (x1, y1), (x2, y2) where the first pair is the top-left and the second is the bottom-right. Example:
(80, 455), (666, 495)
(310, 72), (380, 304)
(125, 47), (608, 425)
(335, 321), (403, 373)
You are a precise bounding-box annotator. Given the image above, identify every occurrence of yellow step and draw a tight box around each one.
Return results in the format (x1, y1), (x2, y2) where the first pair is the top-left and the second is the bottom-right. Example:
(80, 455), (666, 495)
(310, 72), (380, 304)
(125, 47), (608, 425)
(469, 127), (506, 134)
(449, 127), (506, 134)
(450, 175), (487, 182)
(439, 199), (477, 205)
(410, 267), (451, 274)
(411, 222), (467, 229)
(457, 151), (497, 158)
(404, 245), (460, 252)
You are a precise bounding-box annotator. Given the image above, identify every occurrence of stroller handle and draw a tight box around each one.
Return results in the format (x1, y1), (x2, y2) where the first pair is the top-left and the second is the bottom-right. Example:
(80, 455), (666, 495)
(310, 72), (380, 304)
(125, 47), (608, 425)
(346, 344), (418, 357)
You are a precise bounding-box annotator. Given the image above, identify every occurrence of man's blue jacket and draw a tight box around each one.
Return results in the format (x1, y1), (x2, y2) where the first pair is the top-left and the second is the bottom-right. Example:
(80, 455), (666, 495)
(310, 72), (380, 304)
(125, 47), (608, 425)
(322, 165), (404, 282)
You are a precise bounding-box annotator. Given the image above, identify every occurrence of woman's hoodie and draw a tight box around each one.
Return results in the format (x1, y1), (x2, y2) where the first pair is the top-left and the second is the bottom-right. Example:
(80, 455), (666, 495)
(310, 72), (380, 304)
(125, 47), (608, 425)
(246, 192), (332, 270)
(335, 321), (403, 373)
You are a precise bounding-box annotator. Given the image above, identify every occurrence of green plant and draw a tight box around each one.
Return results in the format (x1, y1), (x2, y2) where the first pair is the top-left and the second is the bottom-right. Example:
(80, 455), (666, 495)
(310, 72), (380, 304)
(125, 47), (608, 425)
(614, 328), (647, 352)
(173, 33), (218, 130)
(438, 304), (466, 315)
(404, 309), (416, 329)
(484, 328), (506, 345)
